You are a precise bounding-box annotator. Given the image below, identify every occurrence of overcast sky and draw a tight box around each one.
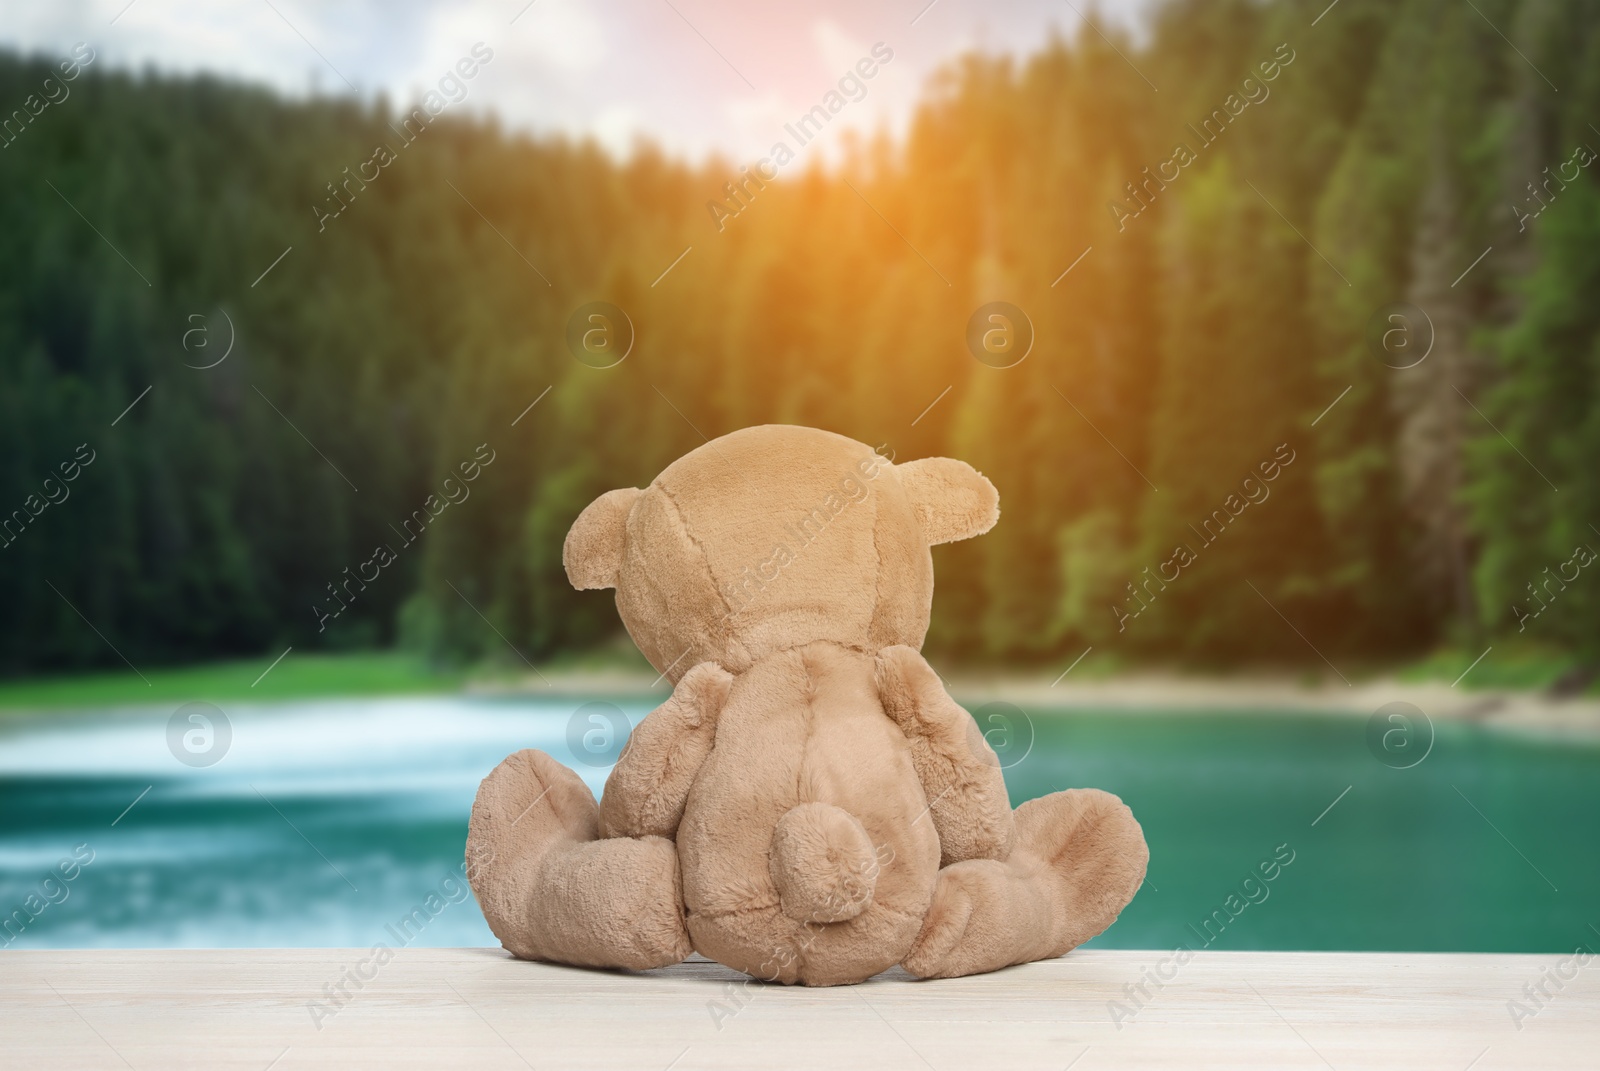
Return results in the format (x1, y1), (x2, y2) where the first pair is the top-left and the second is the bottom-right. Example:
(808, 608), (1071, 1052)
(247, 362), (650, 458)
(1, 0), (1155, 162)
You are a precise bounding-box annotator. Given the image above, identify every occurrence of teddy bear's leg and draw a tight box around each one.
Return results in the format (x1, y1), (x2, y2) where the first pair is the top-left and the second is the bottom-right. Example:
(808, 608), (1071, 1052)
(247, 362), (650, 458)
(875, 645), (1016, 865)
(598, 662), (732, 839)
(467, 748), (692, 971)
(901, 788), (1148, 979)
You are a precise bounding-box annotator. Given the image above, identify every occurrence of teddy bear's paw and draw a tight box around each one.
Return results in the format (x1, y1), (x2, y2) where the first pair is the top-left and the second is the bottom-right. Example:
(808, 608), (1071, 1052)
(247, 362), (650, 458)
(466, 749), (599, 955)
(900, 865), (981, 978)
(1016, 788), (1149, 955)
(671, 661), (733, 728)
(874, 645), (946, 729)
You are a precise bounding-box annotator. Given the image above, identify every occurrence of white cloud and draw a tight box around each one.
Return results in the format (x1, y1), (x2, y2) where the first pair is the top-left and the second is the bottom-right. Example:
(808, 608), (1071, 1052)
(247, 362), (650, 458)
(500, 0), (607, 75)
(811, 18), (867, 74)
(592, 103), (644, 158)
(0, 0), (1162, 161)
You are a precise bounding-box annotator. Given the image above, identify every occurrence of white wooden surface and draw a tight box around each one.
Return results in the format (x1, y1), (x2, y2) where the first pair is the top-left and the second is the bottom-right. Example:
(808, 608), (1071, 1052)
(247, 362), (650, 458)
(2, 948), (1594, 1070)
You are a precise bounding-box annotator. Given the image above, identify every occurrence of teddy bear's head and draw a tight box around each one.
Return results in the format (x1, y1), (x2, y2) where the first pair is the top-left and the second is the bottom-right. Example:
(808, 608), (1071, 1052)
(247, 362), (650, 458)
(563, 425), (998, 681)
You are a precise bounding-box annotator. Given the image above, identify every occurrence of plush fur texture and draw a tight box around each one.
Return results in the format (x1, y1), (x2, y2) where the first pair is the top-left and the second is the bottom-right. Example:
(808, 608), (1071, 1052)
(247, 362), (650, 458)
(467, 424), (1148, 985)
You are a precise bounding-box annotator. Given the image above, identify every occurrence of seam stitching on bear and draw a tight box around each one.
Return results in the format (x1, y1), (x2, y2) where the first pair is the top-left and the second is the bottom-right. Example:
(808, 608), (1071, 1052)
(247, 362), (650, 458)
(655, 480), (739, 658)
(692, 899), (922, 926)
(861, 480), (882, 643)
(794, 647), (815, 806)
(793, 646), (819, 976)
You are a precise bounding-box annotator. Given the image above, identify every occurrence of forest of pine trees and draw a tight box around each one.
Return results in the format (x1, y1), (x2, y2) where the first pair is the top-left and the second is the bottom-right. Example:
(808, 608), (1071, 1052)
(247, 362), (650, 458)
(2, 0), (1598, 676)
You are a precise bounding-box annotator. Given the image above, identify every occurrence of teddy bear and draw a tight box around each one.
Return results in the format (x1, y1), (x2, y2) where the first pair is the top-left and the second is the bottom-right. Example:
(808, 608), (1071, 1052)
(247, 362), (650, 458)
(466, 424), (1147, 985)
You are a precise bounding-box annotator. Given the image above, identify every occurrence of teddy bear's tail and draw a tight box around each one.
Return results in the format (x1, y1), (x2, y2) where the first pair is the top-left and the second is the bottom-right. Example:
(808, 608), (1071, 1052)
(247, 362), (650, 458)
(768, 802), (880, 924)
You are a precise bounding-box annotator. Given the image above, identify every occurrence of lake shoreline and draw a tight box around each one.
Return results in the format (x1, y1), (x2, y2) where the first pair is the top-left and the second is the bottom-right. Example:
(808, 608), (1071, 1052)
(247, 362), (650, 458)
(4, 653), (1596, 741)
(466, 667), (1600, 741)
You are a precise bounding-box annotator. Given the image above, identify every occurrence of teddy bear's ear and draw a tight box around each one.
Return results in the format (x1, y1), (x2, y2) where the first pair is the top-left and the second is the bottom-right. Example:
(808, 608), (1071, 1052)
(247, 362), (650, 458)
(896, 457), (1000, 545)
(563, 487), (642, 590)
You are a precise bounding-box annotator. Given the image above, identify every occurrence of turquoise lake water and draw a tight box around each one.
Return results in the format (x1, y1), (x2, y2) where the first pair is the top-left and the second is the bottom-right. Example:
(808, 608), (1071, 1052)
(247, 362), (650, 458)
(1, 696), (1596, 953)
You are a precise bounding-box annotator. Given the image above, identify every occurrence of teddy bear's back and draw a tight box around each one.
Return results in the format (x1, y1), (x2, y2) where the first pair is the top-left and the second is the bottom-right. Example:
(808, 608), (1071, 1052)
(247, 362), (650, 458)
(675, 639), (943, 985)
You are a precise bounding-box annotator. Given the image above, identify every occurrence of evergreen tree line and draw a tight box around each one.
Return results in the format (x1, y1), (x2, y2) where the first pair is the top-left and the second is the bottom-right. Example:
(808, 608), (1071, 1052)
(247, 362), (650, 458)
(2, 0), (1597, 677)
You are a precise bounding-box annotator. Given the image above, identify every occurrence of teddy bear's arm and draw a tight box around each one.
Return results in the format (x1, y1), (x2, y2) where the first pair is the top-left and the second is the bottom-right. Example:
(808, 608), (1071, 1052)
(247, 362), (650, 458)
(597, 661), (733, 840)
(875, 645), (1017, 867)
